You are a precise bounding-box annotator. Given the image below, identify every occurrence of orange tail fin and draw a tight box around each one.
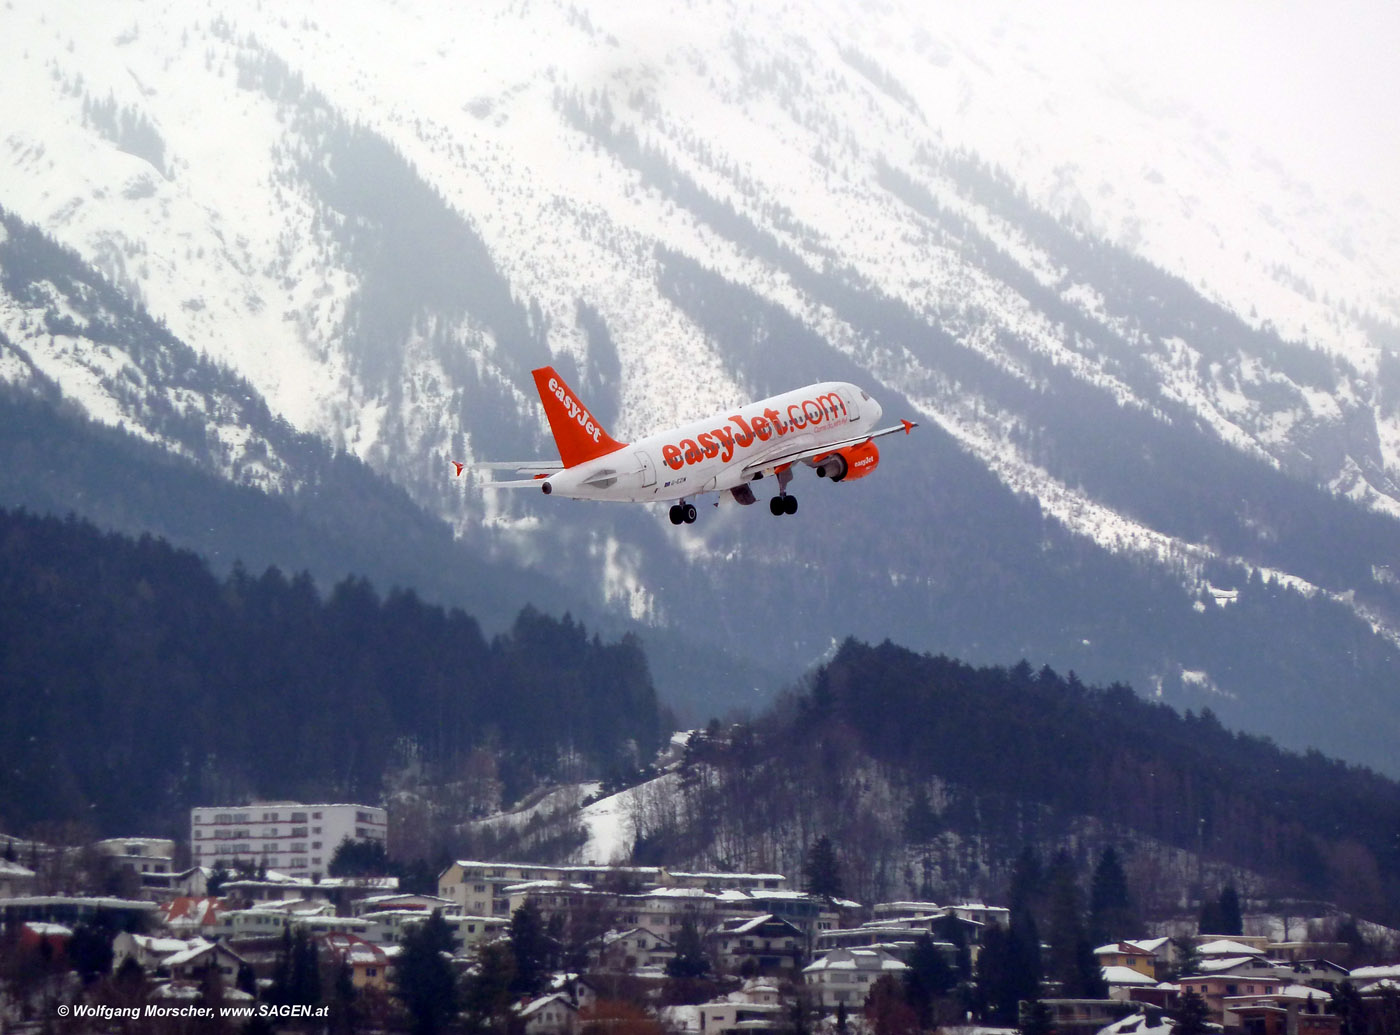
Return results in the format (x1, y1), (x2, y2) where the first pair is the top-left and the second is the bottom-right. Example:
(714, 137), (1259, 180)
(531, 366), (626, 467)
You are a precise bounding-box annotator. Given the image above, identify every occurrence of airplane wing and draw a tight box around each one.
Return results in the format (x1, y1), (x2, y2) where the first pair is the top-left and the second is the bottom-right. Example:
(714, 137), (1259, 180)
(740, 420), (918, 476)
(460, 460), (562, 488)
(471, 461), (563, 472)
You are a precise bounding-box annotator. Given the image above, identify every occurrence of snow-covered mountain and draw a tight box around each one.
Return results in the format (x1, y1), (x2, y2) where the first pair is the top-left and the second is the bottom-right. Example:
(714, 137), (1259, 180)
(3, 1), (1400, 771)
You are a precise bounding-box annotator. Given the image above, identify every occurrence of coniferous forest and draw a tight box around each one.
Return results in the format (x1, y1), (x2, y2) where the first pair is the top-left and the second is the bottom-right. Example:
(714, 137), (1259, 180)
(0, 506), (666, 839)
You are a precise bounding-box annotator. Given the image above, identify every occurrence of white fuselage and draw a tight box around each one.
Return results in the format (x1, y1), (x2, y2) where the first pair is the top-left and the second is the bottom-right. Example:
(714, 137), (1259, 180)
(541, 382), (881, 503)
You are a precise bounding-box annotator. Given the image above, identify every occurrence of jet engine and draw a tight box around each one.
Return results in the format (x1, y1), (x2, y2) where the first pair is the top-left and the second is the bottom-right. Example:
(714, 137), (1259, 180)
(810, 441), (880, 482)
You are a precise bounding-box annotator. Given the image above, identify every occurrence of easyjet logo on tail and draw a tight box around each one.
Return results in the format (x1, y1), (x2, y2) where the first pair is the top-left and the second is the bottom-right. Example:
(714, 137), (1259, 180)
(531, 366), (625, 468)
(661, 392), (848, 471)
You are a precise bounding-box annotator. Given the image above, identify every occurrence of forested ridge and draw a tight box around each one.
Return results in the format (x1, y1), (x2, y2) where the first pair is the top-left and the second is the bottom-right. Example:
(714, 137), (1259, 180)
(0, 506), (666, 838)
(799, 640), (1400, 920)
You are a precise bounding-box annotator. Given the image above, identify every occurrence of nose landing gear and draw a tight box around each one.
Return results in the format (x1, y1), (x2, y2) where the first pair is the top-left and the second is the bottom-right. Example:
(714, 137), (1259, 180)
(669, 502), (698, 525)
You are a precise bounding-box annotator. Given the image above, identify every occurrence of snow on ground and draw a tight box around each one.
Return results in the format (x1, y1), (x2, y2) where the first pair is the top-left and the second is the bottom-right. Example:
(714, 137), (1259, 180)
(574, 771), (682, 867)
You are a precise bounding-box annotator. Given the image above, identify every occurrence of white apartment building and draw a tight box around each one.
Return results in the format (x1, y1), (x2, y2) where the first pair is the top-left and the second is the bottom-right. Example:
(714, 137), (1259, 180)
(189, 802), (387, 880)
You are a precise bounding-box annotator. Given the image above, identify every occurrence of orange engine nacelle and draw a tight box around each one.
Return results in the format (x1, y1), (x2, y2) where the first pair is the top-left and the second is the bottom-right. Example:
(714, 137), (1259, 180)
(811, 441), (880, 483)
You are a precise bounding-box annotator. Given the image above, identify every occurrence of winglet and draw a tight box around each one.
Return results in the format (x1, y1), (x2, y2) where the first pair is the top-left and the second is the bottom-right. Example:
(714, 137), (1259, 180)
(531, 366), (626, 467)
(452, 461), (465, 477)
(901, 419), (918, 434)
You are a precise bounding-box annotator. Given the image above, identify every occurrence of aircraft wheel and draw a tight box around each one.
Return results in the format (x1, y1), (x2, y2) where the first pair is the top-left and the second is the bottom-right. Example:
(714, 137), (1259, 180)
(683, 503), (698, 524)
(669, 505), (684, 525)
(784, 495), (798, 515)
(769, 496), (786, 517)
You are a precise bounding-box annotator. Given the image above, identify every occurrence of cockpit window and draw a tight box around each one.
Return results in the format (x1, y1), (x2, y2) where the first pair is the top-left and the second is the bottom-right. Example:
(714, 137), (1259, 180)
(860, 390), (870, 401)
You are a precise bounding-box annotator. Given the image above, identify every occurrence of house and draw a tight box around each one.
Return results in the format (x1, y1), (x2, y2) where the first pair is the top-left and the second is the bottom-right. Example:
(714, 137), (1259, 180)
(802, 947), (908, 1009)
(693, 982), (789, 1035)
(708, 914), (804, 975)
(1034, 999), (1139, 1035)
(161, 940), (249, 984)
(112, 932), (202, 973)
(161, 896), (228, 935)
(319, 932), (392, 991)
(597, 926), (675, 972)
(518, 993), (580, 1035)
(1224, 986), (1340, 1035)
(0, 857), (37, 899)
(1096, 942), (1158, 979)
(141, 866), (212, 900)
(1179, 972), (1286, 1021)
(662, 981), (790, 1035)
(1103, 966), (1160, 1002)
(1124, 937), (1178, 980)
(93, 838), (177, 877)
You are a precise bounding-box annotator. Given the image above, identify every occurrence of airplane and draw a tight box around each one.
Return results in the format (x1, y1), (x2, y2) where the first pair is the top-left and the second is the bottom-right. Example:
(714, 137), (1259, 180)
(462, 366), (917, 524)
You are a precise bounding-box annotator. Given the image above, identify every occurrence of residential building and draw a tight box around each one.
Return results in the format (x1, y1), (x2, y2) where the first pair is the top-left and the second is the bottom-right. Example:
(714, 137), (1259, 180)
(707, 914), (804, 975)
(1096, 942), (1159, 979)
(518, 993), (581, 1035)
(596, 927), (675, 972)
(112, 932), (202, 973)
(0, 857), (36, 899)
(1224, 987), (1340, 1035)
(162, 940), (249, 984)
(189, 802), (387, 880)
(1034, 999), (1140, 1035)
(802, 947), (908, 1009)
(1103, 966), (1159, 1002)
(93, 838), (177, 877)
(319, 932), (393, 991)
(1179, 972), (1286, 1021)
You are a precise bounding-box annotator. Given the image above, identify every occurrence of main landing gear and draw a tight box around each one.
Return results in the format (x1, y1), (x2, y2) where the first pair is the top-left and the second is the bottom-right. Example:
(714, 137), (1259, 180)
(768, 464), (797, 516)
(769, 494), (798, 516)
(669, 502), (698, 525)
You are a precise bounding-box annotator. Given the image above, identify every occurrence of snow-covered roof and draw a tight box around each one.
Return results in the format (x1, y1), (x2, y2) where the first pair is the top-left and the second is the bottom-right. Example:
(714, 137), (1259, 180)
(1129, 937), (1172, 954)
(1350, 965), (1400, 981)
(1196, 956), (1269, 973)
(23, 922), (73, 937)
(1198, 939), (1265, 956)
(803, 948), (908, 974)
(1103, 966), (1157, 986)
(160, 939), (215, 967)
(0, 858), (36, 878)
(1096, 1011), (1175, 1035)
(129, 934), (196, 955)
(1097, 942), (1154, 956)
(518, 993), (577, 1019)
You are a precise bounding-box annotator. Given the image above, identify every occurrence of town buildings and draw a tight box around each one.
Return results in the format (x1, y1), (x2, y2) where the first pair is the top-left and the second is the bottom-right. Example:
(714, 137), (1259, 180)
(188, 801), (387, 880)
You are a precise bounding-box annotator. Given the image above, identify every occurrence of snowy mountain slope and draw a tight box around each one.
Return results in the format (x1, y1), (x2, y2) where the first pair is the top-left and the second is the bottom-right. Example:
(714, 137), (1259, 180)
(4, 0), (1400, 769)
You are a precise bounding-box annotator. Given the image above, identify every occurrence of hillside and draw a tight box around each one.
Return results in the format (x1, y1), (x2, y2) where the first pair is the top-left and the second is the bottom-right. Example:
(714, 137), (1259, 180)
(0, 505), (666, 840)
(595, 640), (1400, 925)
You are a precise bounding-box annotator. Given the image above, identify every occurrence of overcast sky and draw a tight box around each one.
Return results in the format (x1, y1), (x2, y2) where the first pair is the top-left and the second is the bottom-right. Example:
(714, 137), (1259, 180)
(1081, 0), (1400, 205)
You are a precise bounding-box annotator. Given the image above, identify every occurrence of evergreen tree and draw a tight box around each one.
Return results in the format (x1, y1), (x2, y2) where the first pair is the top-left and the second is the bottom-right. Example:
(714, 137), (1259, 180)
(460, 941), (516, 1035)
(397, 911), (458, 1035)
(1044, 853), (1101, 997)
(1088, 847), (1138, 944)
(904, 935), (956, 1026)
(666, 917), (711, 980)
(978, 910), (1042, 1025)
(804, 835), (844, 900)
(329, 837), (391, 877)
(1173, 989), (1213, 1035)
(1219, 885), (1243, 937)
(1020, 999), (1054, 1035)
(509, 901), (554, 997)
